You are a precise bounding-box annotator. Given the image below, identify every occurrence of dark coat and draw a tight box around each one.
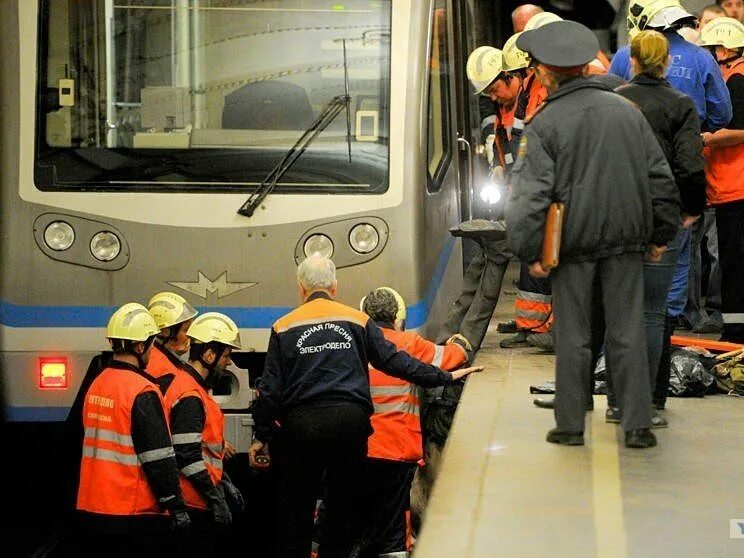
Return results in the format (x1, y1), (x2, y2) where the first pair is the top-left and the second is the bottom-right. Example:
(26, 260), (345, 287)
(615, 74), (707, 216)
(506, 77), (680, 265)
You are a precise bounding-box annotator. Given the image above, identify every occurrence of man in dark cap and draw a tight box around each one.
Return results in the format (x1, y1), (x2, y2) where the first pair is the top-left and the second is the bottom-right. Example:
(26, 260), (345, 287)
(506, 21), (680, 449)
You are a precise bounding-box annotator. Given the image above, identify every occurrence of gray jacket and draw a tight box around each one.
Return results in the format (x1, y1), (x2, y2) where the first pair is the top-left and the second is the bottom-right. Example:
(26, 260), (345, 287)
(506, 78), (680, 265)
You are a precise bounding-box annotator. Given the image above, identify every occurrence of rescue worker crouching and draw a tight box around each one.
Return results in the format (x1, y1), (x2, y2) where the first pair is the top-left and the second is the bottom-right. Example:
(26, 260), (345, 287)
(162, 312), (246, 558)
(73, 303), (190, 558)
(467, 46), (520, 178)
(147, 291), (198, 378)
(356, 288), (469, 558)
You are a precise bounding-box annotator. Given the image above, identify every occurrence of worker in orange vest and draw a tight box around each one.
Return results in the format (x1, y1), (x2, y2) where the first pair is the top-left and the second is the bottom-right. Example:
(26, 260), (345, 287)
(357, 287), (470, 558)
(75, 303), (189, 558)
(162, 312), (245, 558)
(700, 18), (744, 343)
(147, 292), (198, 378)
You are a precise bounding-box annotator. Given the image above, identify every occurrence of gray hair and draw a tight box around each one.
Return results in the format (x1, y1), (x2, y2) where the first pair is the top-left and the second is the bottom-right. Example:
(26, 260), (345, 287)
(362, 288), (398, 325)
(297, 255), (336, 291)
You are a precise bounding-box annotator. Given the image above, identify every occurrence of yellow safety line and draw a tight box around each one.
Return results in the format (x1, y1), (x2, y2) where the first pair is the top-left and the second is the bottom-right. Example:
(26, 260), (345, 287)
(591, 405), (628, 558)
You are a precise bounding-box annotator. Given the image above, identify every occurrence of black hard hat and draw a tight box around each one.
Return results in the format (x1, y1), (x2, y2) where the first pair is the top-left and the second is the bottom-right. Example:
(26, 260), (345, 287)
(517, 20), (599, 67)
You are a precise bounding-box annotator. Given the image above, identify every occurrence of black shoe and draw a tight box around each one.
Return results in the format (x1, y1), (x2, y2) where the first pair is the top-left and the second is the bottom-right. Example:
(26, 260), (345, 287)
(605, 407), (621, 423)
(533, 398), (554, 409)
(651, 412), (668, 429)
(546, 428), (584, 446)
(526, 331), (555, 352)
(534, 398), (593, 411)
(497, 320), (518, 333)
(625, 428), (657, 449)
(500, 331), (529, 348)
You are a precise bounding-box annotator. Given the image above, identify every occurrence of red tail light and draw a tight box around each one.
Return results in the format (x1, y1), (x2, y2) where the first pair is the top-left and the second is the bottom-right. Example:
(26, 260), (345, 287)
(39, 358), (68, 389)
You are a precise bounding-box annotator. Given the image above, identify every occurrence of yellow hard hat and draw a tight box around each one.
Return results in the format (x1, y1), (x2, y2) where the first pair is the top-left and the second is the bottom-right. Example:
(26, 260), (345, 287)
(466, 46), (504, 95)
(107, 303), (160, 342)
(502, 32), (530, 71)
(186, 312), (242, 349)
(147, 291), (198, 331)
(627, 0), (692, 32)
(699, 17), (744, 50)
(523, 12), (563, 31)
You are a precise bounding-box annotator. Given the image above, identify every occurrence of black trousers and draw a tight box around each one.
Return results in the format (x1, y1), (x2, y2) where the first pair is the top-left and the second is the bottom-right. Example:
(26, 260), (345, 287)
(551, 254), (651, 433)
(358, 459), (417, 556)
(274, 404), (370, 558)
(60, 513), (177, 558)
(716, 200), (744, 343)
(179, 509), (216, 558)
(439, 239), (509, 351)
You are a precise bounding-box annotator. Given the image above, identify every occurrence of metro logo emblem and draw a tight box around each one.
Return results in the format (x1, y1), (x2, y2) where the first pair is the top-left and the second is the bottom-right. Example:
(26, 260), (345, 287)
(169, 272), (257, 300)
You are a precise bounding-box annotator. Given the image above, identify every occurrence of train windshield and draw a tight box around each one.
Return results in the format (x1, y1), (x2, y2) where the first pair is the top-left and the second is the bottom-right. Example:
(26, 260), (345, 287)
(35, 0), (391, 193)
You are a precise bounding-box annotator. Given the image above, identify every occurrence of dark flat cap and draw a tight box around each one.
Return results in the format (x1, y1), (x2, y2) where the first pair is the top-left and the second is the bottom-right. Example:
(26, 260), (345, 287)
(517, 20), (599, 67)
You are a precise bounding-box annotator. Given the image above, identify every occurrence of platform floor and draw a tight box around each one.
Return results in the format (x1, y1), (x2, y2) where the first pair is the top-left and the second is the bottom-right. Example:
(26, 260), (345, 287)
(415, 263), (744, 558)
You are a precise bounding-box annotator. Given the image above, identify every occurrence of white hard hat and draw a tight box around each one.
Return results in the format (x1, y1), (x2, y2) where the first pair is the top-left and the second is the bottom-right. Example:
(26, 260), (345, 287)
(523, 12), (563, 31)
(466, 46), (504, 95)
(627, 0), (693, 32)
(502, 32), (530, 71)
(699, 17), (744, 50)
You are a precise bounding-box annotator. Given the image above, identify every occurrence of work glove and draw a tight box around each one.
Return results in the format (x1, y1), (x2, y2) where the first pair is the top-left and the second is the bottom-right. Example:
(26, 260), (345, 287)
(209, 497), (232, 529)
(170, 510), (192, 532)
(221, 474), (245, 514)
(445, 333), (473, 353)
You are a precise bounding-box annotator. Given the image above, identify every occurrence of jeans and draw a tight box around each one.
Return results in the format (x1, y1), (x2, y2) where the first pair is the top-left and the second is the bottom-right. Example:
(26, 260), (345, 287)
(607, 228), (683, 408)
(666, 227), (691, 317)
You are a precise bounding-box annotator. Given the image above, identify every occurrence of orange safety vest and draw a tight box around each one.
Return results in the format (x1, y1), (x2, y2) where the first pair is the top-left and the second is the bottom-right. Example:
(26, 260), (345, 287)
(367, 328), (467, 463)
(515, 290), (553, 333)
(525, 76), (548, 121)
(147, 342), (181, 378)
(704, 58), (744, 206)
(164, 368), (225, 510)
(77, 366), (169, 516)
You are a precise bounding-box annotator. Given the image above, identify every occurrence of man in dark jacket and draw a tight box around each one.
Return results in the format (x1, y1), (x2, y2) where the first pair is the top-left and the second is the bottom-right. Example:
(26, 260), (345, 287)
(506, 21), (680, 449)
(248, 255), (482, 558)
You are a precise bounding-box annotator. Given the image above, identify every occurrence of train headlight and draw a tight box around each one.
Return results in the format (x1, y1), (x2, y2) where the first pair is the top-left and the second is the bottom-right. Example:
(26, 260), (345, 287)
(44, 221), (75, 251)
(303, 234), (334, 258)
(90, 231), (121, 261)
(349, 223), (379, 254)
(479, 182), (503, 205)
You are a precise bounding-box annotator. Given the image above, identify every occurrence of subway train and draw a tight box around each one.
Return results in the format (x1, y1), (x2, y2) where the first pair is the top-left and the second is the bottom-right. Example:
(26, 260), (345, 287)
(0, 0), (498, 429)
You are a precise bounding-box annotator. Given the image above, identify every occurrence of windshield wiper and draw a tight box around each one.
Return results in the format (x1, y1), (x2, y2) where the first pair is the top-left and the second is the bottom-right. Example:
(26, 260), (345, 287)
(236, 94), (350, 217)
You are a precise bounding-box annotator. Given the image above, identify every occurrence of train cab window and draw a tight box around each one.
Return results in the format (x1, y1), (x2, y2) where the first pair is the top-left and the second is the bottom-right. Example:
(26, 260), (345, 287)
(35, 0), (391, 193)
(426, 3), (452, 193)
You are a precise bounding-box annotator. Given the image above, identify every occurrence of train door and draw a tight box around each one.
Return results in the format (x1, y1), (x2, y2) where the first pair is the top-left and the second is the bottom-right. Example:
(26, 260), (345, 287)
(452, 0), (483, 224)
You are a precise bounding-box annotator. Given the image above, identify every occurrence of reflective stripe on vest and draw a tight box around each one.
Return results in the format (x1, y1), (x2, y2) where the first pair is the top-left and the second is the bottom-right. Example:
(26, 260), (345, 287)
(368, 366), (422, 462)
(77, 367), (168, 516)
(163, 369), (225, 510)
(515, 289), (552, 333)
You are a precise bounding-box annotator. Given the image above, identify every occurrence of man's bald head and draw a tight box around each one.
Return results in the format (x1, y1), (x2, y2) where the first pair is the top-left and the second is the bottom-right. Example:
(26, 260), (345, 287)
(512, 4), (544, 32)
